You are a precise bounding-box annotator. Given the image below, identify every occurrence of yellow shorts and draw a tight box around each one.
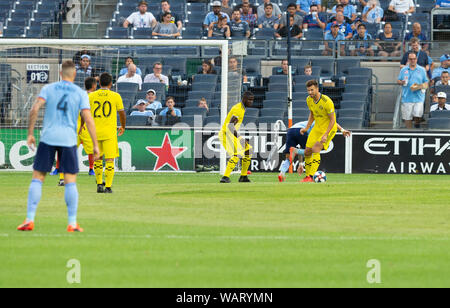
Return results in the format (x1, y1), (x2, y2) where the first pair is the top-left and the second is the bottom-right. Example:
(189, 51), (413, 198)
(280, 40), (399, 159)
(98, 138), (119, 159)
(219, 131), (252, 157)
(306, 127), (337, 150)
(77, 130), (94, 155)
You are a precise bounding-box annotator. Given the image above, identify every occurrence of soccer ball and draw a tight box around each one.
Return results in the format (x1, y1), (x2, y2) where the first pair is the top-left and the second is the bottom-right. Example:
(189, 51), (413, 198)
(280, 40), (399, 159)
(313, 171), (327, 183)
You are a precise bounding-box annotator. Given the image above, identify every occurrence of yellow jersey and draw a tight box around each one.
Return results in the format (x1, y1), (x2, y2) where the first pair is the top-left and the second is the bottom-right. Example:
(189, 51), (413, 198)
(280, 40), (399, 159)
(220, 102), (246, 135)
(306, 94), (337, 133)
(89, 89), (124, 140)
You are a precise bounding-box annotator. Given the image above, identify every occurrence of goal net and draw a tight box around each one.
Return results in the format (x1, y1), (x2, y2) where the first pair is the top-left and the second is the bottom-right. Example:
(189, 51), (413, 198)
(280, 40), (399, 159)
(0, 39), (249, 174)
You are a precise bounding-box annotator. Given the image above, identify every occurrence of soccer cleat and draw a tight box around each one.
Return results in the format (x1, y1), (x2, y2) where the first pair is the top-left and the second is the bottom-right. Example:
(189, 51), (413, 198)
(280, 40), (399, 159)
(88, 169), (95, 176)
(220, 176), (231, 183)
(278, 173), (286, 182)
(97, 184), (105, 193)
(104, 187), (113, 194)
(289, 147), (297, 166)
(301, 176), (314, 183)
(67, 224), (84, 232)
(58, 179), (65, 187)
(50, 168), (59, 176)
(239, 176), (251, 183)
(17, 220), (34, 231)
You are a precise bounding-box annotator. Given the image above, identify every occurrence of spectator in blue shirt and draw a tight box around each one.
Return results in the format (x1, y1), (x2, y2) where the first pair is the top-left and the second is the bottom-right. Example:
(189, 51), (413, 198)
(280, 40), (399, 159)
(362, 0), (383, 24)
(130, 101), (154, 117)
(258, 3), (280, 30)
(400, 38), (430, 72)
(230, 9), (251, 38)
(432, 54), (450, 79)
(323, 22), (346, 56)
(203, 1), (230, 29)
(351, 23), (374, 56)
(159, 96), (182, 117)
(296, 0), (322, 15)
(436, 0), (450, 7)
(302, 4), (326, 29)
(405, 23), (429, 51)
(119, 57), (142, 76)
(325, 12), (353, 39)
(331, 0), (357, 21)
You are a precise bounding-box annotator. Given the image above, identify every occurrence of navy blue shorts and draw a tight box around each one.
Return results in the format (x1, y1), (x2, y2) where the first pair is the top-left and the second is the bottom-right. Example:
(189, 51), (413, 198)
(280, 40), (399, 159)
(33, 142), (79, 174)
(283, 127), (308, 154)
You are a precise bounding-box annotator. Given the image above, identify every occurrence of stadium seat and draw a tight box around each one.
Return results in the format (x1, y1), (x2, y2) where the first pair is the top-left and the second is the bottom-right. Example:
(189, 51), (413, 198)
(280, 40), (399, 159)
(204, 116), (221, 129)
(340, 100), (366, 111)
(336, 59), (361, 76)
(269, 75), (288, 85)
(179, 115), (204, 128)
(181, 27), (202, 39)
(342, 93), (368, 102)
(345, 75), (371, 85)
(434, 85), (450, 96)
(337, 117), (364, 129)
(254, 28), (275, 39)
(141, 83), (166, 98)
(345, 85), (370, 94)
(265, 92), (288, 101)
(188, 91), (213, 101)
(207, 109), (220, 117)
(106, 27), (129, 39)
(260, 108), (286, 118)
(117, 83), (139, 93)
(347, 67), (372, 78)
(337, 109), (365, 119)
(292, 59), (310, 72)
(241, 116), (258, 127)
(303, 28), (324, 40)
(429, 111), (450, 118)
(263, 99), (285, 109)
(311, 59), (335, 77)
(181, 107), (208, 117)
(132, 28), (152, 39)
(428, 118), (450, 129)
(191, 82), (216, 93)
(258, 116), (284, 127)
(127, 115), (150, 126)
(191, 74), (218, 84)
(245, 108), (260, 118)
(268, 83), (289, 92)
(294, 75), (317, 88)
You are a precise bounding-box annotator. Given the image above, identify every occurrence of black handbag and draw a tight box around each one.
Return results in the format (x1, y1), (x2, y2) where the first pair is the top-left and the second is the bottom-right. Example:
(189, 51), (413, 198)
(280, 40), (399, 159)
(383, 9), (399, 22)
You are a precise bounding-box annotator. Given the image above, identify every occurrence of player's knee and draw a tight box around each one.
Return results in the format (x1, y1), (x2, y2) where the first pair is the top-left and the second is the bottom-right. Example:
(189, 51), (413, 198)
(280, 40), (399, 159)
(304, 148), (313, 156)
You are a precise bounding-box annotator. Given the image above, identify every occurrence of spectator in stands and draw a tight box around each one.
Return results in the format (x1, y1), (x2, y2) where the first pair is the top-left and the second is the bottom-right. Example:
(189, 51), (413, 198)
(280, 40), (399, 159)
(229, 56), (248, 83)
(280, 3), (304, 28)
(431, 93), (439, 104)
(304, 65), (313, 75)
(397, 52), (429, 129)
(351, 23), (374, 57)
(436, 0), (450, 7)
(323, 21), (346, 56)
(208, 14), (231, 38)
(133, 89), (162, 111)
(436, 71), (450, 86)
(296, 0), (322, 15)
(274, 59), (291, 75)
(405, 23), (429, 51)
(123, 1), (157, 29)
(331, 0), (357, 21)
(328, 4), (352, 24)
(432, 54), (450, 80)
(257, 3), (280, 30)
(400, 38), (430, 72)
(152, 12), (181, 38)
(159, 96), (182, 117)
(325, 12), (352, 39)
(235, 0), (258, 15)
(362, 0), (383, 24)
(76, 54), (96, 77)
(198, 97), (209, 112)
(119, 57), (142, 76)
(73, 49), (95, 66)
(257, 0), (282, 19)
(130, 100), (155, 117)
(203, 1), (231, 30)
(197, 60), (217, 75)
(221, 0), (233, 18)
(117, 64), (143, 90)
(240, 1), (258, 31)
(388, 0), (415, 22)
(156, 1), (183, 32)
(302, 4), (326, 29)
(430, 92), (450, 111)
(144, 62), (169, 89)
(275, 15), (303, 39)
(230, 9), (251, 38)
(376, 22), (401, 58)
(350, 17), (363, 36)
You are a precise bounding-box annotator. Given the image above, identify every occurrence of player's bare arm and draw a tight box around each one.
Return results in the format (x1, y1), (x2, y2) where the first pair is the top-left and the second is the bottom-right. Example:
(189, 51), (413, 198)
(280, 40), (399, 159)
(336, 123), (351, 137)
(81, 109), (100, 161)
(27, 97), (46, 151)
(321, 112), (336, 144)
(118, 109), (126, 136)
(301, 112), (314, 135)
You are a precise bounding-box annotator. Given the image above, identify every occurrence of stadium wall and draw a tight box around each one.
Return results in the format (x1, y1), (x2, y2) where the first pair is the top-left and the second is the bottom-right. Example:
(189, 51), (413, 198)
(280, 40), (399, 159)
(1, 128), (449, 175)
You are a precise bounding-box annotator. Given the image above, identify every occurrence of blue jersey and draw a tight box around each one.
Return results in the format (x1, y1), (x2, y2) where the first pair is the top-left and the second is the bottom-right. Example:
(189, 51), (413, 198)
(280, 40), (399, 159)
(39, 81), (90, 147)
(398, 65), (429, 104)
(291, 121), (314, 135)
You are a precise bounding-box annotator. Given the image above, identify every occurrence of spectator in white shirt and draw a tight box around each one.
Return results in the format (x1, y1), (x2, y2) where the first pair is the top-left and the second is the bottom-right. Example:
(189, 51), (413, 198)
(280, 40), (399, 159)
(130, 100), (155, 117)
(430, 92), (450, 111)
(117, 64), (143, 90)
(132, 89), (163, 111)
(143, 62), (169, 88)
(123, 1), (157, 29)
(388, 0), (415, 16)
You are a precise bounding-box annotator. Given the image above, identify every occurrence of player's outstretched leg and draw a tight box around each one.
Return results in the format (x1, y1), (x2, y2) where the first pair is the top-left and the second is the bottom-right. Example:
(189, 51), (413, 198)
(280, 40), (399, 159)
(220, 155), (239, 183)
(302, 148), (314, 182)
(310, 152), (321, 177)
(64, 180), (83, 232)
(94, 160), (104, 193)
(278, 156), (290, 182)
(104, 160), (115, 193)
(239, 155), (251, 183)
(88, 154), (95, 176)
(17, 178), (43, 231)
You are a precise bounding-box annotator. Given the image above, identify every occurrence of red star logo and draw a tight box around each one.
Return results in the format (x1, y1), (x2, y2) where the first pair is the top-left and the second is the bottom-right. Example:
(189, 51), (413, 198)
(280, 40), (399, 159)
(146, 133), (188, 171)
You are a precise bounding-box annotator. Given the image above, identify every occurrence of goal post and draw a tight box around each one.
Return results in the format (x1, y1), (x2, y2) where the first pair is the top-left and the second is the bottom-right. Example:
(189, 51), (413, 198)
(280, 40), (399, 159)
(0, 38), (230, 174)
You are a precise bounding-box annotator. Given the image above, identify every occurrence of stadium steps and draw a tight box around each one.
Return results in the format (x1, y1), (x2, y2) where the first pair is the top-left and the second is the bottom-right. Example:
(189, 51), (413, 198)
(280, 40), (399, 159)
(86, 0), (117, 38)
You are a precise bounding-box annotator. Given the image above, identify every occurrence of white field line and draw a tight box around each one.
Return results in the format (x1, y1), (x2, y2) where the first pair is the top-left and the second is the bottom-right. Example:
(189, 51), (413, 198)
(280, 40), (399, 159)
(0, 233), (448, 241)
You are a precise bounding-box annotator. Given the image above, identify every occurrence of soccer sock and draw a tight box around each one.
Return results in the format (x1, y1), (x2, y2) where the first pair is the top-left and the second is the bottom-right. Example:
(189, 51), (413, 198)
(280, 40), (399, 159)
(59, 172), (64, 181)
(88, 154), (94, 170)
(64, 183), (78, 226)
(55, 158), (60, 170)
(280, 159), (290, 175)
(104, 160), (115, 188)
(26, 179), (43, 222)
(304, 155), (312, 177)
(296, 149), (305, 156)
(310, 153), (321, 176)
(240, 156), (251, 176)
(224, 156), (239, 178)
(94, 160), (103, 185)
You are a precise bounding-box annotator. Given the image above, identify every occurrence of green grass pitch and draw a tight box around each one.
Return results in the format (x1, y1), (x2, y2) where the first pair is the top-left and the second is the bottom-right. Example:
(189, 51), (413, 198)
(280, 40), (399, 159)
(0, 172), (449, 288)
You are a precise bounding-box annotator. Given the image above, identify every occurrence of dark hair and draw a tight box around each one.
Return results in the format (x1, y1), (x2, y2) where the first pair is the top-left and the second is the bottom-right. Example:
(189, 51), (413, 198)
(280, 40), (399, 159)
(84, 77), (96, 90)
(384, 22), (392, 28)
(153, 62), (163, 68)
(162, 11), (172, 18)
(358, 23), (366, 29)
(125, 56), (134, 63)
(166, 96), (175, 103)
(99, 72), (112, 87)
(243, 91), (254, 100)
(264, 3), (273, 8)
(160, 0), (169, 3)
(336, 4), (344, 9)
(306, 79), (319, 88)
(310, 4), (318, 8)
(287, 3), (297, 9)
(232, 8), (240, 13)
(202, 60), (213, 73)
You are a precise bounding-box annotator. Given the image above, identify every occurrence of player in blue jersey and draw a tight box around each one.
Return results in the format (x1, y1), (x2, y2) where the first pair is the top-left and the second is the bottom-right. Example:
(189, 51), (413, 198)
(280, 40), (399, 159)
(278, 121), (350, 182)
(17, 61), (100, 232)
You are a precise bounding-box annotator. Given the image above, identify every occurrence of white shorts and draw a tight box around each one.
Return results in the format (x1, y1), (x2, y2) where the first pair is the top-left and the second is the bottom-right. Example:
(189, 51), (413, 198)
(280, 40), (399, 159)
(401, 102), (424, 120)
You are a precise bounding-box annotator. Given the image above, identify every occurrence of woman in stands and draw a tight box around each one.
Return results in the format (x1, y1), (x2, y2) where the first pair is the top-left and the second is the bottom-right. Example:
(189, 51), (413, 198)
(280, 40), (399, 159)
(198, 60), (217, 75)
(152, 12), (180, 38)
(376, 22), (402, 58)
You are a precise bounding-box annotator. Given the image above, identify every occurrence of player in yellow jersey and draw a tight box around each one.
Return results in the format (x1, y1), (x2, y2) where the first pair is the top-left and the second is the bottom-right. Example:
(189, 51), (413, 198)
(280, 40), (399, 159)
(55, 77), (98, 186)
(300, 80), (337, 183)
(88, 73), (126, 193)
(219, 91), (254, 183)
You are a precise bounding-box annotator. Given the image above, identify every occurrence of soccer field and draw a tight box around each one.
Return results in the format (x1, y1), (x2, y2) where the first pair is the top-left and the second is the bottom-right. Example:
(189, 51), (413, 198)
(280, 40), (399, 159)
(0, 172), (449, 288)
